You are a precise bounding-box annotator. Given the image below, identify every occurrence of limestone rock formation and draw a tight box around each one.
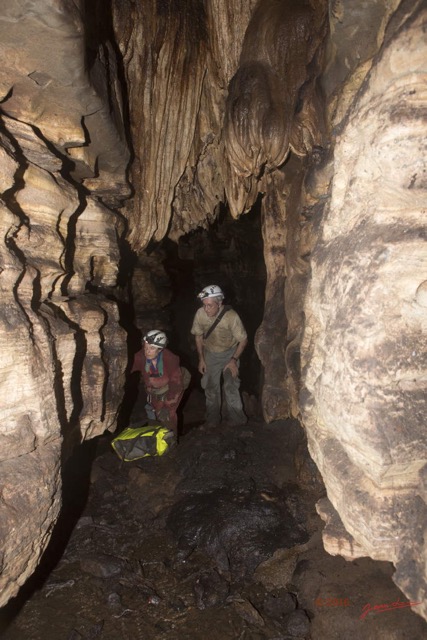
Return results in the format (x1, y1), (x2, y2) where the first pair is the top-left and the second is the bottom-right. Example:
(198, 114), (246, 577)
(223, 0), (328, 216)
(300, 1), (427, 618)
(0, 1), (129, 605)
(111, 0), (259, 248)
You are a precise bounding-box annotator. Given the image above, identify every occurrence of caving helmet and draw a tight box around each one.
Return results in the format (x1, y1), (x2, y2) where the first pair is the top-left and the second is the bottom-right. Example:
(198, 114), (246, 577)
(143, 330), (168, 348)
(197, 285), (224, 301)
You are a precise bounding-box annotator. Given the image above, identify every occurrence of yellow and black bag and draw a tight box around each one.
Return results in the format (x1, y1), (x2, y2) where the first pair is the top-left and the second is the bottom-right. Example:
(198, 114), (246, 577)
(111, 425), (175, 461)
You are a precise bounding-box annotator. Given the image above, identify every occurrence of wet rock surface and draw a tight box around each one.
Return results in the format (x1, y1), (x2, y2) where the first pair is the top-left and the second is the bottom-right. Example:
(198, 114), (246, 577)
(1, 395), (426, 639)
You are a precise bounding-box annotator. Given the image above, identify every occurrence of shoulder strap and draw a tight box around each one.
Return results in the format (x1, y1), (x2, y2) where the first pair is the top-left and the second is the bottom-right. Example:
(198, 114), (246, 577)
(203, 305), (231, 340)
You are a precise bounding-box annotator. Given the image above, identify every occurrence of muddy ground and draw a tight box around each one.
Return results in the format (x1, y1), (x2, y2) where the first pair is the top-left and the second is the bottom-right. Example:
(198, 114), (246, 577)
(1, 391), (426, 640)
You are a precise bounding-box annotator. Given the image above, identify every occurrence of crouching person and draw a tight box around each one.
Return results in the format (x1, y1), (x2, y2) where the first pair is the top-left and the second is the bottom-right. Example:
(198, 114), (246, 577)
(131, 330), (185, 438)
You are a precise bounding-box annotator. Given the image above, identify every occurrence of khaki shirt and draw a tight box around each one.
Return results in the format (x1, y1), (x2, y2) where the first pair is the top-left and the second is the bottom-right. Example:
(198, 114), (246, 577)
(191, 306), (247, 353)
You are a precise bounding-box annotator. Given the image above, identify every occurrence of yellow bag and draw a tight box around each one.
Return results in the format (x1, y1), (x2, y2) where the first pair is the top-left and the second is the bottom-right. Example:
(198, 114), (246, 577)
(111, 425), (174, 461)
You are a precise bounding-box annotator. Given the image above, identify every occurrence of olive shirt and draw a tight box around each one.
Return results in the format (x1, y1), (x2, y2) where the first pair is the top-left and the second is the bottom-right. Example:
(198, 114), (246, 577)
(191, 306), (247, 353)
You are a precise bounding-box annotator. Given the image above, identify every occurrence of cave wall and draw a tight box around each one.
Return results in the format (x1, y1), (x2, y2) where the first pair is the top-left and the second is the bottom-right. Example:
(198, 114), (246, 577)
(0, 1), (129, 605)
(300, 2), (427, 615)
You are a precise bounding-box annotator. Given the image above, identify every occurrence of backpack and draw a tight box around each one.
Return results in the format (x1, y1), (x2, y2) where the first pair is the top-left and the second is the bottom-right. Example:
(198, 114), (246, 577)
(111, 425), (175, 461)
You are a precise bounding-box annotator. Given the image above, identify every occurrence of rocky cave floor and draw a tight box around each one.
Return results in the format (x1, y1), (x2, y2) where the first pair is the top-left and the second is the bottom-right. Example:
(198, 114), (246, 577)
(1, 391), (426, 640)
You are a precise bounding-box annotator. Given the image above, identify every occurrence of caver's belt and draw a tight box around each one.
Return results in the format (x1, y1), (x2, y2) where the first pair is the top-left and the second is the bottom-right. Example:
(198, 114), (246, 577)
(148, 384), (169, 396)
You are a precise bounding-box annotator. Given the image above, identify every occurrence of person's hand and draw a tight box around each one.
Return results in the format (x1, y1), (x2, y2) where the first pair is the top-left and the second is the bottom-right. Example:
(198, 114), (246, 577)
(165, 395), (179, 406)
(157, 407), (170, 424)
(224, 358), (238, 378)
(198, 358), (207, 375)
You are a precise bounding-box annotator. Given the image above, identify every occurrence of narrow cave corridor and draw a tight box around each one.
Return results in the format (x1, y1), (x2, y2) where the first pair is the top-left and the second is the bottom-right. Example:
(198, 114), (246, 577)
(0, 0), (426, 638)
(114, 201), (267, 437)
(134, 203), (266, 394)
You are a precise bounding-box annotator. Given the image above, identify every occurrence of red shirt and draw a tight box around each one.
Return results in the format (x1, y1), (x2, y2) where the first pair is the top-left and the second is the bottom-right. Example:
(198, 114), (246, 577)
(131, 347), (183, 401)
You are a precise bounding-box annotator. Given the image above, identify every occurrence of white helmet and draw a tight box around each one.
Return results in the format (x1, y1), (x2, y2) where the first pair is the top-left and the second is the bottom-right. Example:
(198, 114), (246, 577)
(197, 285), (224, 301)
(143, 330), (168, 348)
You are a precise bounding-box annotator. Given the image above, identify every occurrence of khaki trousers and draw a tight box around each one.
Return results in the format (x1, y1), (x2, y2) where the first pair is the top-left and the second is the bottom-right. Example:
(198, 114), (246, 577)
(201, 347), (247, 425)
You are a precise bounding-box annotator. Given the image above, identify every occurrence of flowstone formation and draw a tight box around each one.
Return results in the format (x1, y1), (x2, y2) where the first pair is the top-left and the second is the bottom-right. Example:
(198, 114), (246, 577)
(0, 1), (129, 605)
(300, 5), (427, 617)
(111, 0), (260, 248)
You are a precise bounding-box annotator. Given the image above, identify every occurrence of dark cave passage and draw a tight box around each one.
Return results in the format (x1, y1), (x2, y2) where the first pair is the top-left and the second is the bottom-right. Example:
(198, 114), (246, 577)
(163, 201), (266, 396)
(116, 200), (267, 437)
(147, 203), (265, 384)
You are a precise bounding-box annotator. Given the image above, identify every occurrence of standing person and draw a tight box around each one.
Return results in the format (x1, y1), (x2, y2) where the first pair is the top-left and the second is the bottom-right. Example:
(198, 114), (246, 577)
(131, 330), (185, 438)
(191, 285), (248, 428)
